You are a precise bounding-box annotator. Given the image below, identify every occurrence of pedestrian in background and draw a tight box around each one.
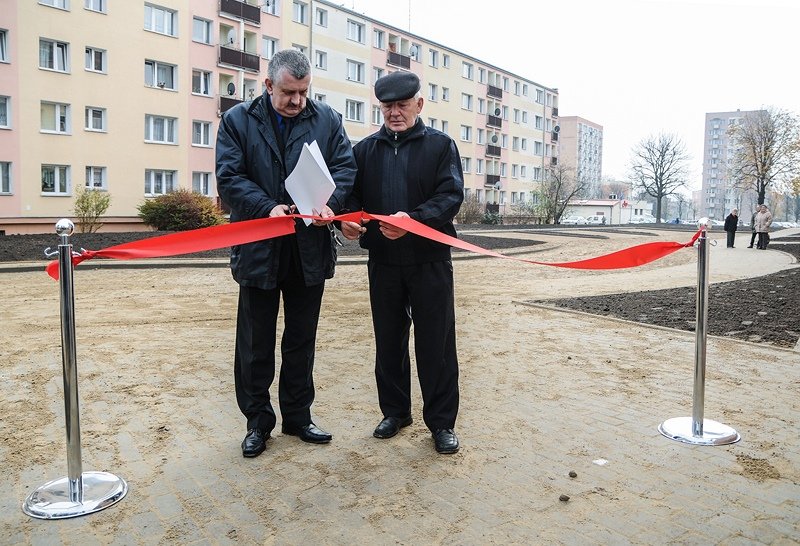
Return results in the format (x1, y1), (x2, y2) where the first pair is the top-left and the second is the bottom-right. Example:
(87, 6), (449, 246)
(754, 204), (773, 250)
(724, 208), (738, 248)
(747, 209), (758, 248)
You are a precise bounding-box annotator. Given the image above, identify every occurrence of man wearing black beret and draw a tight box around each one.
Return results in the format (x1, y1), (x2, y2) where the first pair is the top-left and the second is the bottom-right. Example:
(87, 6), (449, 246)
(340, 71), (464, 454)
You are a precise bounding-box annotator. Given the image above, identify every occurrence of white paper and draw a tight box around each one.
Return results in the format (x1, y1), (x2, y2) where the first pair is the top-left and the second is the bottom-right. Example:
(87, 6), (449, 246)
(285, 140), (336, 226)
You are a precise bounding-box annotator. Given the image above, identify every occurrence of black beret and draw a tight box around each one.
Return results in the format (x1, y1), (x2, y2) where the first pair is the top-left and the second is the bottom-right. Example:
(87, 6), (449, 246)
(374, 71), (420, 102)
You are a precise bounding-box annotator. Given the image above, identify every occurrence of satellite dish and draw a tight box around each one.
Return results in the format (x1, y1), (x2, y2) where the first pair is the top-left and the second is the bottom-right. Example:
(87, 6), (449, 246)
(491, 134), (499, 144)
(494, 182), (501, 190)
(409, 45), (418, 56)
(493, 107), (501, 116)
(553, 125), (560, 133)
(227, 29), (236, 44)
(227, 82), (236, 96)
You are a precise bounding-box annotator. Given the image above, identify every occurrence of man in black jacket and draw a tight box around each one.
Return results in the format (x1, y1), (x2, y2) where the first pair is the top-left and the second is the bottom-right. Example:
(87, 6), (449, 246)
(723, 208), (738, 248)
(340, 71), (464, 454)
(216, 49), (356, 457)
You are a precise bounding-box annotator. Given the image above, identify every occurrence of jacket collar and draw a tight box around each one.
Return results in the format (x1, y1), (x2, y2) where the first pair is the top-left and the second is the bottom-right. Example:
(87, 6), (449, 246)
(378, 117), (426, 143)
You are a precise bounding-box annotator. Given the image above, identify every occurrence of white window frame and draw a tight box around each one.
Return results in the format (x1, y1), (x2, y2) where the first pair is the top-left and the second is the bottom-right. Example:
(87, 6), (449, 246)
(315, 7), (327, 26)
(429, 49), (438, 68)
(373, 29), (385, 49)
(461, 93), (472, 111)
(262, 36), (278, 60)
(314, 93), (326, 103)
(144, 3), (177, 37)
(85, 166), (106, 190)
(40, 0), (68, 9)
(462, 62), (473, 80)
(442, 87), (449, 101)
(409, 43), (421, 62)
(85, 46), (106, 73)
(0, 29), (8, 63)
(192, 69), (212, 96)
(292, 1), (308, 24)
(372, 67), (384, 84)
(192, 17), (212, 44)
(0, 162), (11, 194)
(347, 20), (365, 43)
(0, 96), (9, 128)
(85, 106), (106, 132)
(41, 164), (70, 195)
(145, 59), (176, 90)
(84, 0), (106, 13)
(345, 99), (364, 123)
(441, 120), (448, 134)
(443, 54), (450, 68)
(346, 59), (364, 83)
(461, 157), (471, 173)
(476, 159), (484, 175)
(460, 125), (472, 142)
(144, 169), (176, 196)
(315, 50), (327, 70)
(371, 105), (383, 126)
(39, 38), (69, 72)
(40, 101), (70, 134)
(192, 171), (212, 195)
(428, 118), (437, 130)
(428, 84), (438, 102)
(144, 114), (177, 144)
(262, 0), (278, 15)
(192, 120), (212, 147)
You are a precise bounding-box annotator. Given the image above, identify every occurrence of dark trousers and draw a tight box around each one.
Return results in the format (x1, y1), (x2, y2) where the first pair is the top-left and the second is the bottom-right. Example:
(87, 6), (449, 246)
(757, 232), (769, 249)
(749, 232), (757, 247)
(234, 272), (325, 434)
(726, 230), (736, 248)
(368, 260), (459, 431)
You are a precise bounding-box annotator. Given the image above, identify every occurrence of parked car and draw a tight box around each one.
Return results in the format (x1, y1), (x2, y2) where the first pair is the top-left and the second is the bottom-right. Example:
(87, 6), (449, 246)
(560, 215), (588, 225)
(585, 215), (607, 225)
(628, 215), (656, 224)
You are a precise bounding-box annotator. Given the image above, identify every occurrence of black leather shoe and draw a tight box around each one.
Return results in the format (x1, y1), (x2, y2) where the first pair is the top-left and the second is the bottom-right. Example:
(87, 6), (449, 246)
(433, 429), (459, 454)
(241, 429), (267, 458)
(281, 422), (332, 444)
(373, 415), (413, 439)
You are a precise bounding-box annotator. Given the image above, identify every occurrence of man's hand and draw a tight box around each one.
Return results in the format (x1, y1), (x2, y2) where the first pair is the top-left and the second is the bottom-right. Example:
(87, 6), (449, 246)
(311, 205), (335, 226)
(340, 219), (368, 240)
(269, 204), (294, 217)
(379, 211), (409, 240)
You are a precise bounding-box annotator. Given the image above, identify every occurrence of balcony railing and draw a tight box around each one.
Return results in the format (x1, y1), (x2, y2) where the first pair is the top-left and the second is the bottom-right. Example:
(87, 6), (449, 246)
(485, 145), (502, 157)
(220, 95), (243, 113)
(387, 51), (411, 69)
(487, 85), (503, 99)
(219, 0), (261, 24)
(487, 115), (502, 129)
(484, 174), (500, 187)
(219, 44), (261, 72)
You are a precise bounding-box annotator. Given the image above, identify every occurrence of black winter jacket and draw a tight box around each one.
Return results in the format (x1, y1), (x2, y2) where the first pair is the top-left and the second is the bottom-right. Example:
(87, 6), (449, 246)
(216, 93), (356, 289)
(349, 118), (464, 265)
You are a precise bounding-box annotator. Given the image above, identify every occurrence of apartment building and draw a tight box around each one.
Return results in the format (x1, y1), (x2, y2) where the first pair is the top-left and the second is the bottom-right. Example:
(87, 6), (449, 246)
(557, 116), (603, 198)
(701, 110), (763, 221)
(0, 0), (559, 233)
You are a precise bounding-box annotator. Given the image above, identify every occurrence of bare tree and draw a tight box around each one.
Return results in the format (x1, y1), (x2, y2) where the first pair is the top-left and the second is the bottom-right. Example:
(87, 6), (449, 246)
(538, 162), (587, 224)
(727, 107), (800, 205)
(628, 133), (690, 222)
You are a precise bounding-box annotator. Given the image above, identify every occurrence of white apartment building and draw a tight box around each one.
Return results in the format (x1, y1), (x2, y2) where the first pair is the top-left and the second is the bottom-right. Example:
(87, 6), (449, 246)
(557, 116), (603, 198)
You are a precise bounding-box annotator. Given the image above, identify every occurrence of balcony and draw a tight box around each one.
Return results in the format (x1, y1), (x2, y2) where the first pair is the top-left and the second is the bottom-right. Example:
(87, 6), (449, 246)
(551, 132), (559, 142)
(487, 85), (503, 99)
(219, 0), (261, 25)
(484, 174), (500, 187)
(551, 156), (558, 166)
(486, 115), (502, 129)
(219, 44), (261, 73)
(219, 96), (243, 113)
(485, 145), (501, 158)
(552, 107), (559, 117)
(387, 51), (411, 69)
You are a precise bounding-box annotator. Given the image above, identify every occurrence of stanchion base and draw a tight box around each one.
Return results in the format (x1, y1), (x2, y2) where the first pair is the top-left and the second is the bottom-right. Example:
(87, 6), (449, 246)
(22, 471), (127, 519)
(658, 417), (741, 446)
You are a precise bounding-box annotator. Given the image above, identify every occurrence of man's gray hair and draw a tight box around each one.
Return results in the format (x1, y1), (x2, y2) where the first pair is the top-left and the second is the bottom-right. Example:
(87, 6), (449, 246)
(268, 49), (311, 82)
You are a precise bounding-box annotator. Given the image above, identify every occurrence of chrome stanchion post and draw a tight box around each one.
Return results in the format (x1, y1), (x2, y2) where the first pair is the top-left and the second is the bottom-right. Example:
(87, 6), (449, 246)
(23, 219), (128, 519)
(658, 218), (740, 446)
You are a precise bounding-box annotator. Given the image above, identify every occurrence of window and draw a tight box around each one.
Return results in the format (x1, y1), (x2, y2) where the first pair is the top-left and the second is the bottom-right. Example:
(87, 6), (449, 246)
(263, 0), (278, 15)
(442, 54), (450, 68)
(346, 60), (364, 83)
(292, 44), (307, 56)
(0, 29), (8, 63)
(514, 81), (520, 95)
(345, 100), (364, 122)
(1, 162), (10, 193)
(477, 98), (485, 114)
(85, 46), (106, 72)
(85, 166), (106, 189)
(500, 163), (507, 177)
(192, 172), (211, 195)
(533, 166), (542, 180)
(521, 138), (527, 151)
(441, 120), (448, 134)
(429, 49), (438, 67)
(40, 102), (70, 133)
(39, 39), (69, 72)
(373, 67), (384, 83)
(312, 94), (326, 104)
(371, 105), (383, 125)
(512, 164), (519, 178)
(145, 60), (176, 90)
(85, 106), (106, 131)
(520, 166), (527, 178)
(262, 36), (278, 59)
(460, 125), (472, 142)
(409, 43), (421, 62)
(477, 128), (485, 144)
(441, 87), (449, 101)
(292, 1), (308, 24)
(192, 17), (211, 44)
(428, 84), (438, 101)
(373, 29), (385, 49)
(534, 141), (543, 155)
(461, 157), (471, 173)
(535, 115), (543, 130)
(522, 83), (529, 96)
(502, 106), (509, 120)
(478, 68), (486, 83)
(0, 96), (9, 128)
(192, 70), (211, 95)
(347, 20), (365, 43)
(522, 111), (528, 124)
(315, 7), (328, 26)
(462, 62), (473, 80)
(536, 88), (544, 103)
(501, 134), (508, 148)
(428, 118), (437, 130)
(476, 159), (484, 175)
(40, 0), (68, 9)
(145, 114), (177, 144)
(144, 169), (175, 195)
(192, 121), (212, 146)
(85, 0), (106, 12)
(461, 93), (472, 111)
(144, 4), (177, 37)
(42, 165), (70, 195)
(503, 77), (509, 91)
(513, 109), (520, 123)
(315, 50), (327, 70)
(512, 136), (519, 151)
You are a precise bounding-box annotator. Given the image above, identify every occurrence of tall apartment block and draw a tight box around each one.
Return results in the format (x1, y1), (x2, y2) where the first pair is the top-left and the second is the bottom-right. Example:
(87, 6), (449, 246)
(556, 116), (603, 198)
(701, 110), (763, 221)
(0, 0), (559, 233)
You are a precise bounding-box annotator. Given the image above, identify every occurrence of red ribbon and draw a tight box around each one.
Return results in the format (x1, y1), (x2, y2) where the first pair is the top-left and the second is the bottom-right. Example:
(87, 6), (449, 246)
(46, 211), (701, 280)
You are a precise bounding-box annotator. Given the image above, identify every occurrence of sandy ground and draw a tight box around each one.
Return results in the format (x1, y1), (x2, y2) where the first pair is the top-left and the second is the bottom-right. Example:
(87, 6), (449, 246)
(1, 228), (798, 544)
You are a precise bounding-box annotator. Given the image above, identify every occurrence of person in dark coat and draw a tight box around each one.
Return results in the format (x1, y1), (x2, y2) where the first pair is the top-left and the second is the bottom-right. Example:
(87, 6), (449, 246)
(723, 208), (738, 248)
(216, 49), (356, 458)
(340, 71), (464, 454)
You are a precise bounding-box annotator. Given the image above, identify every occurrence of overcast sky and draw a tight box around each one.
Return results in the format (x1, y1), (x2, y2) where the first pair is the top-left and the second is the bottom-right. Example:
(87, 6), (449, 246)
(344, 0), (799, 191)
